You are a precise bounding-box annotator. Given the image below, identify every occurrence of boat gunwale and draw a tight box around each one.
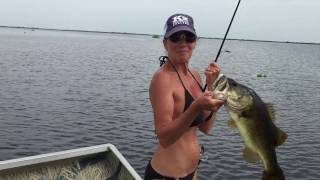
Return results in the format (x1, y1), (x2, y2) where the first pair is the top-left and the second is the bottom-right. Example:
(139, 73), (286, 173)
(0, 143), (142, 180)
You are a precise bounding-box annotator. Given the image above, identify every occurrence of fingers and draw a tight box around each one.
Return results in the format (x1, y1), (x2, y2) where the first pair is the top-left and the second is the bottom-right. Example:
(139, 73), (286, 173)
(208, 62), (220, 70)
(211, 98), (225, 106)
(203, 91), (226, 102)
(205, 63), (221, 91)
(195, 91), (225, 112)
(210, 63), (220, 73)
(210, 99), (224, 112)
(205, 63), (220, 76)
(201, 91), (225, 111)
(203, 91), (213, 97)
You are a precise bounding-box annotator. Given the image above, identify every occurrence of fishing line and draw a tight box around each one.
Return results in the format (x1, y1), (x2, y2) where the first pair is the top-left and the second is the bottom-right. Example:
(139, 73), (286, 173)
(204, 0), (242, 90)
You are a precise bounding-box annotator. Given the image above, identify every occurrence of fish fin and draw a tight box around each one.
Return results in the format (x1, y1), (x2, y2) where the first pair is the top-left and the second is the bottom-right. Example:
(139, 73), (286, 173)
(228, 119), (237, 128)
(265, 103), (276, 122)
(276, 127), (288, 147)
(243, 146), (260, 163)
(262, 167), (285, 180)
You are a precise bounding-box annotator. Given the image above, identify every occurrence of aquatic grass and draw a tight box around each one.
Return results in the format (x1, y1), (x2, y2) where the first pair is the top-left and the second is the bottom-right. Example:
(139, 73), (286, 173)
(0, 162), (73, 180)
(0, 152), (135, 180)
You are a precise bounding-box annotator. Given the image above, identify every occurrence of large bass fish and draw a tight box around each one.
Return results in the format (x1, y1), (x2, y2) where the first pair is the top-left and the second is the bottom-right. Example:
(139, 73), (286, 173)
(212, 75), (287, 180)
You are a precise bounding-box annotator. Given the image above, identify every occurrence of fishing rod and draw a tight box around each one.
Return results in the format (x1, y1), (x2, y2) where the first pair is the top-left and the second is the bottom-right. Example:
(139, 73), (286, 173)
(215, 0), (241, 63)
(204, 0), (241, 90)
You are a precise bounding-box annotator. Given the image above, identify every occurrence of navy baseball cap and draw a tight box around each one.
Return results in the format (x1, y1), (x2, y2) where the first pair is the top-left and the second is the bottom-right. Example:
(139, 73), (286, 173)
(164, 13), (196, 38)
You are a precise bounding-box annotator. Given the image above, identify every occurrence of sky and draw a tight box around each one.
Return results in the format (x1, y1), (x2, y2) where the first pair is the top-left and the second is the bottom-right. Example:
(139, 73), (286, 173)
(0, 0), (319, 43)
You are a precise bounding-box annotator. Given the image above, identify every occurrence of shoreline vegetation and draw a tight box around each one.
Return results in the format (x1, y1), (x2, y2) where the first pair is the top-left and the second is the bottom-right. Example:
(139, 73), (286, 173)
(1, 25), (319, 45)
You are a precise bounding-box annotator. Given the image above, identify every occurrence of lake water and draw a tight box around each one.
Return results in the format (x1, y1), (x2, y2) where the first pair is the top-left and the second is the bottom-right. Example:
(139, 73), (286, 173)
(0, 27), (319, 179)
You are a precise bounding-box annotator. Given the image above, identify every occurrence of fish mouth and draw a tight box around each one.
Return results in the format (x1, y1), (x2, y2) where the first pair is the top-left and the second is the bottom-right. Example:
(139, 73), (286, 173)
(212, 75), (253, 112)
(212, 74), (229, 101)
(226, 98), (250, 112)
(212, 74), (226, 89)
(226, 90), (252, 112)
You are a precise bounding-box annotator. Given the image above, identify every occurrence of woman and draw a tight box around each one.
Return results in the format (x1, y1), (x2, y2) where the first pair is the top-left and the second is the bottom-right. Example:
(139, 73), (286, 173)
(144, 13), (224, 180)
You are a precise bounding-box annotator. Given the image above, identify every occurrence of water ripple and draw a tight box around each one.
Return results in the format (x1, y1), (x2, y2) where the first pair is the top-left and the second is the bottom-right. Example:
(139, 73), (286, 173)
(0, 28), (320, 179)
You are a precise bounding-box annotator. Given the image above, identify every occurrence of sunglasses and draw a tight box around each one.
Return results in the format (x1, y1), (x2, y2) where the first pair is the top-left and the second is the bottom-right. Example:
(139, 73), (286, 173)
(168, 32), (197, 43)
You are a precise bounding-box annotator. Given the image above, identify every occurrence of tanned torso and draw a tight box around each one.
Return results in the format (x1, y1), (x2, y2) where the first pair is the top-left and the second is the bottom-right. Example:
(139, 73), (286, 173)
(150, 63), (204, 178)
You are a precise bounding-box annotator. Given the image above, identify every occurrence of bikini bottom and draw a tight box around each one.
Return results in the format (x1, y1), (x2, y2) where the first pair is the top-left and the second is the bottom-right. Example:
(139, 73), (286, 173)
(144, 161), (196, 180)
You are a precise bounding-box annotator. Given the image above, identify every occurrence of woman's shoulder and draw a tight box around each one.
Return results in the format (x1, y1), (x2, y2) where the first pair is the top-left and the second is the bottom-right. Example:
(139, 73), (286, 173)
(149, 68), (176, 98)
(151, 67), (173, 86)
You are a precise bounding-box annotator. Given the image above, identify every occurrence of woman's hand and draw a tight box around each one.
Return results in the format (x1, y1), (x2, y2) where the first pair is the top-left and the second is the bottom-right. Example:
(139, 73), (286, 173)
(205, 63), (220, 90)
(193, 91), (225, 112)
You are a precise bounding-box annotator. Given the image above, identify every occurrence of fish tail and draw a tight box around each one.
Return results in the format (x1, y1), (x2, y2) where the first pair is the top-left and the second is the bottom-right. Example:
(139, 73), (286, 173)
(262, 167), (285, 180)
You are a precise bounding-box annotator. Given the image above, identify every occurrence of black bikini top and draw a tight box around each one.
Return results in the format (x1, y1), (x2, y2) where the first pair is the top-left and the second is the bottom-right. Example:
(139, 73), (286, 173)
(183, 83), (206, 127)
(161, 57), (212, 127)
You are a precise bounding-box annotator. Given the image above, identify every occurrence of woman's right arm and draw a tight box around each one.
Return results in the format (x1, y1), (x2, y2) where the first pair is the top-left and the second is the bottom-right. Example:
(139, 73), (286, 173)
(149, 72), (199, 148)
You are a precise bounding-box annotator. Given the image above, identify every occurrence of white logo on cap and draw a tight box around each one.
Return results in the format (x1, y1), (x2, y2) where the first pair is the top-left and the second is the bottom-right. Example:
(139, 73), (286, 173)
(172, 15), (189, 26)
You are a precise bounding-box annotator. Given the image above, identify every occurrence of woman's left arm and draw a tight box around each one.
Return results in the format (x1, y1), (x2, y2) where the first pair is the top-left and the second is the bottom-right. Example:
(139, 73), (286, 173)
(204, 62), (220, 91)
(196, 62), (222, 134)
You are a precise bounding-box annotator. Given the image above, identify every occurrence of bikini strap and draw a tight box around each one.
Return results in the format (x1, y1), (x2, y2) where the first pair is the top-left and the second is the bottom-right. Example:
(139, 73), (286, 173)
(187, 69), (206, 92)
(165, 58), (205, 92)
(166, 59), (188, 90)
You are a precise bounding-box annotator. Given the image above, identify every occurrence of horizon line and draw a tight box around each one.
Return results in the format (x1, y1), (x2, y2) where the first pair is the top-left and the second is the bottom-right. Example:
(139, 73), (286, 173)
(1, 25), (319, 46)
